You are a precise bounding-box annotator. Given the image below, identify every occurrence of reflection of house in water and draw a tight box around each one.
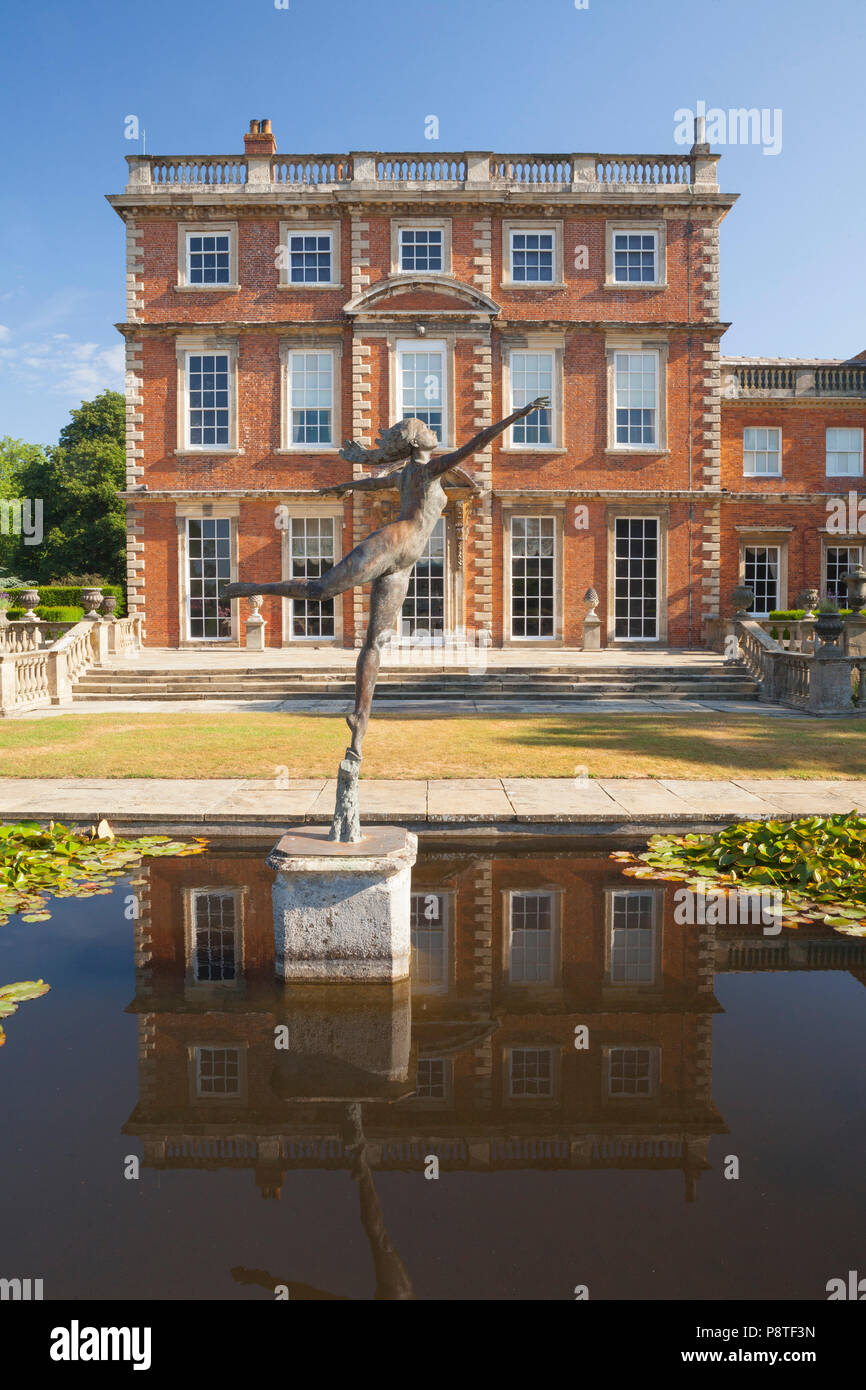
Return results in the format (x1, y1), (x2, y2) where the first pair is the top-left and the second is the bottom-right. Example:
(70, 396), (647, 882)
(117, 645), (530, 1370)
(122, 845), (866, 1208)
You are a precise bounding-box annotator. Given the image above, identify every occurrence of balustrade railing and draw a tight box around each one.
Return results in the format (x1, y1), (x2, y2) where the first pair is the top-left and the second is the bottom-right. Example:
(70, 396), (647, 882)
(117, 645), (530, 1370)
(727, 363), (866, 399)
(126, 149), (703, 193)
(734, 619), (865, 714)
(0, 615), (143, 715)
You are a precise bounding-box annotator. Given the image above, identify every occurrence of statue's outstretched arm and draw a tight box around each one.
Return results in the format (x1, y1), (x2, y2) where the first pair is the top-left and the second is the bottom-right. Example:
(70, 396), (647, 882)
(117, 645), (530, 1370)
(317, 470), (401, 498)
(427, 396), (550, 478)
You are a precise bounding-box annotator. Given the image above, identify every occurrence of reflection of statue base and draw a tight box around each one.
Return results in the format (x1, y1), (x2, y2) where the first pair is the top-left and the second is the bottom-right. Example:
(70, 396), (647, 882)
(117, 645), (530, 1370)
(267, 825), (417, 983)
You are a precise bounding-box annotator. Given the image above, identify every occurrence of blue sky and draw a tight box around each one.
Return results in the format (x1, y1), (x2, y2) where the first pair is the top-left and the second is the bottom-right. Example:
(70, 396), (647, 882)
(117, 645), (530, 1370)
(0, 0), (863, 444)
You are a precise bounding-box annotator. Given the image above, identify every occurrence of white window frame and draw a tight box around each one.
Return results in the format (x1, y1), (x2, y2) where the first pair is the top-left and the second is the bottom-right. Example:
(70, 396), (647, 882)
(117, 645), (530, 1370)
(504, 344), (562, 451)
(823, 542), (862, 607)
(176, 222), (239, 291)
(826, 426), (864, 478)
(506, 514), (559, 643)
(605, 339), (668, 453)
(395, 338), (449, 446)
(278, 502), (344, 645)
(175, 338), (240, 455)
(504, 888), (561, 984)
(605, 223), (666, 288)
(410, 890), (453, 993)
(393, 220), (451, 275)
(282, 347), (339, 451)
(412, 1056), (453, 1105)
(502, 220), (563, 288)
(612, 514), (661, 643)
(743, 425), (782, 477)
(278, 221), (341, 289)
(741, 543), (783, 617)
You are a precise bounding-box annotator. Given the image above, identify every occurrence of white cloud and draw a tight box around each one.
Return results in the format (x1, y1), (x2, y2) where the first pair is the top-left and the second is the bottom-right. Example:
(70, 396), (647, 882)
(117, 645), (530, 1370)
(0, 324), (10, 340)
(0, 331), (124, 398)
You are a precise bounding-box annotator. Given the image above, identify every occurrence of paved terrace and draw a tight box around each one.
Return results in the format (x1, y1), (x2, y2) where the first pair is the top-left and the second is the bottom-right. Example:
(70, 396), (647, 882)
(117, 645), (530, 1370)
(1, 777), (863, 837)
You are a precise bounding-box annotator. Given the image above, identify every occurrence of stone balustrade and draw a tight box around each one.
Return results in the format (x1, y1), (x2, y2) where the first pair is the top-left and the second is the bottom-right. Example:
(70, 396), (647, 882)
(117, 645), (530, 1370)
(0, 615), (143, 715)
(734, 619), (866, 715)
(125, 149), (710, 195)
(724, 361), (866, 398)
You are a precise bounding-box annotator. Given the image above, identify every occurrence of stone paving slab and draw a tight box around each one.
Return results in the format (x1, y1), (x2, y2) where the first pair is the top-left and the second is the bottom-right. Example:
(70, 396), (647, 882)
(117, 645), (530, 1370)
(16, 696), (798, 718)
(1, 776), (864, 831)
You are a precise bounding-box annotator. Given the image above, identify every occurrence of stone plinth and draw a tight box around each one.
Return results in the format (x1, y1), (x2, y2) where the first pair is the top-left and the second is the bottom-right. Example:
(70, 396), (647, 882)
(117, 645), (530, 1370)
(270, 980), (412, 1099)
(267, 825), (418, 982)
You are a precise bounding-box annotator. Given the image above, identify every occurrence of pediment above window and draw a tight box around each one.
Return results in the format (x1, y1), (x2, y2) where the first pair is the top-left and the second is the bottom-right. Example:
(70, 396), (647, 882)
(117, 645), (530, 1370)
(344, 273), (500, 319)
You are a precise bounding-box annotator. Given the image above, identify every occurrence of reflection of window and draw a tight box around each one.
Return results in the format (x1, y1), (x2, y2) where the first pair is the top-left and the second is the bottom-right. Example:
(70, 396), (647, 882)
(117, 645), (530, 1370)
(825, 545), (862, 606)
(410, 891), (448, 989)
(614, 351), (658, 447)
(509, 891), (554, 982)
(607, 1047), (655, 1097)
(287, 351), (334, 446)
(510, 230), (555, 283)
(288, 517), (335, 638)
(826, 427), (863, 477)
(287, 231), (334, 283)
(509, 1047), (553, 1098)
(743, 426), (781, 476)
(191, 891), (238, 981)
(397, 341), (446, 442)
(743, 546), (780, 616)
(610, 891), (656, 984)
(510, 351), (553, 446)
(415, 1058), (449, 1100)
(195, 1046), (240, 1096)
(399, 227), (443, 272)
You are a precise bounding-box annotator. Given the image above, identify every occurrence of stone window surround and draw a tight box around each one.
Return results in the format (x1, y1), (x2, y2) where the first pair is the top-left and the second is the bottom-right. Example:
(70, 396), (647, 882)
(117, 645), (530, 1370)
(604, 333), (670, 455)
(503, 1044), (562, 1104)
(174, 336), (241, 455)
(187, 1041), (248, 1104)
(604, 502), (670, 646)
(500, 332), (566, 452)
(501, 219), (565, 289)
(278, 219), (342, 289)
(602, 1044), (659, 1102)
(279, 500), (347, 646)
(742, 424), (783, 478)
(182, 885), (247, 993)
(176, 221), (239, 291)
(604, 220), (668, 289)
(175, 499), (240, 647)
(736, 528), (790, 614)
(602, 886), (663, 996)
(409, 888), (456, 996)
(500, 502), (565, 647)
(390, 217), (452, 276)
(278, 338), (343, 453)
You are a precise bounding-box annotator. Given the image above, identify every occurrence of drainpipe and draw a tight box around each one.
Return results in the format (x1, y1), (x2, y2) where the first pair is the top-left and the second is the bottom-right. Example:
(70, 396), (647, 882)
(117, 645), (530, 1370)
(686, 217), (694, 648)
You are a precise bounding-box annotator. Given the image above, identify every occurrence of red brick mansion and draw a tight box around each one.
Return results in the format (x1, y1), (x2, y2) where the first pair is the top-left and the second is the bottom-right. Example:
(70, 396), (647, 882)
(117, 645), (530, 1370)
(108, 121), (866, 651)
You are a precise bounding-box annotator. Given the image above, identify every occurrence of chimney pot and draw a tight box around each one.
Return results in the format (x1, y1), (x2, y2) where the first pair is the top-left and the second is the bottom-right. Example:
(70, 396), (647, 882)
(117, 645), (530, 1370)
(261, 118), (272, 134)
(249, 119), (260, 134)
(244, 118), (276, 156)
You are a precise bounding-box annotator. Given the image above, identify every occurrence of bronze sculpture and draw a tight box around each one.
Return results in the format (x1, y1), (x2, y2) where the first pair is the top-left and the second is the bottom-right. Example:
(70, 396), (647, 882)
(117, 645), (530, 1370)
(225, 396), (548, 838)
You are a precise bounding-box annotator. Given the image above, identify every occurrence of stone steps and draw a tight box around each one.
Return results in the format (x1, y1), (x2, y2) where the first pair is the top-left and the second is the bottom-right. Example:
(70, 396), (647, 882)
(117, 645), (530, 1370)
(72, 661), (759, 703)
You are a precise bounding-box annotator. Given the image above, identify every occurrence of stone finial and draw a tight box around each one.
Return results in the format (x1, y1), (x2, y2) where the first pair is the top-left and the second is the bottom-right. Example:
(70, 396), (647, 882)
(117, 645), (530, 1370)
(81, 587), (103, 620)
(843, 566), (866, 614)
(731, 584), (754, 617)
(583, 587), (599, 614)
(797, 587), (819, 617)
(245, 592), (266, 651)
(0, 590), (10, 625)
(100, 595), (118, 618)
(19, 588), (40, 620)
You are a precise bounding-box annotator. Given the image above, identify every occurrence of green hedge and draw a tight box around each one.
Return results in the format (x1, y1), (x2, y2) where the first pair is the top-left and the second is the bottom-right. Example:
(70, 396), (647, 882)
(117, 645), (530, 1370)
(6, 606), (84, 623)
(3, 584), (125, 616)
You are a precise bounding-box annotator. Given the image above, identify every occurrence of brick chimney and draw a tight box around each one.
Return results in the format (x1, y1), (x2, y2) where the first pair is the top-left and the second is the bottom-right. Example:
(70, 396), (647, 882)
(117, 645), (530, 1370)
(244, 118), (276, 156)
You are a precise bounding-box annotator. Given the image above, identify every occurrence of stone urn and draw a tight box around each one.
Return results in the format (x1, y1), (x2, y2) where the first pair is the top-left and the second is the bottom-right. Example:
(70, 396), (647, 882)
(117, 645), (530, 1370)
(731, 584), (754, 617)
(797, 587), (819, 617)
(843, 566), (866, 614)
(814, 605), (845, 652)
(583, 586), (599, 615)
(81, 587), (104, 620)
(18, 588), (40, 620)
(100, 595), (118, 618)
(0, 590), (10, 626)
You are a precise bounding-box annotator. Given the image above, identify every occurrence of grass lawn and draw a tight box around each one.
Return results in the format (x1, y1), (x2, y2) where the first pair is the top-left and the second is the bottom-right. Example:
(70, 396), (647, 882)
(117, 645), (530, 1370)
(0, 710), (864, 780)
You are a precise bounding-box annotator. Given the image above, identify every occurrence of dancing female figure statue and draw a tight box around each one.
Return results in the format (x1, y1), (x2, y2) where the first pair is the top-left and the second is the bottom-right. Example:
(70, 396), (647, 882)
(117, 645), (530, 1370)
(225, 396), (547, 837)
